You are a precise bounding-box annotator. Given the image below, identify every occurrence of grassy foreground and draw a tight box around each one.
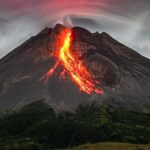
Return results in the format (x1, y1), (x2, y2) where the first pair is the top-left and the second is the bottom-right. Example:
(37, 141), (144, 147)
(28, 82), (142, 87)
(68, 142), (150, 150)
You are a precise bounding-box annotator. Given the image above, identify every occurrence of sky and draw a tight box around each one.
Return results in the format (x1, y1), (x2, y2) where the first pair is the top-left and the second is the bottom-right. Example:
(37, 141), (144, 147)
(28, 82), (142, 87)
(0, 0), (150, 59)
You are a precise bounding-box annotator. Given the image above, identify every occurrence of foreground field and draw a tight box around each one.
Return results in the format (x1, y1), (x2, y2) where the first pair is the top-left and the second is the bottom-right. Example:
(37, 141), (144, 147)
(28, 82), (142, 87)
(69, 142), (150, 150)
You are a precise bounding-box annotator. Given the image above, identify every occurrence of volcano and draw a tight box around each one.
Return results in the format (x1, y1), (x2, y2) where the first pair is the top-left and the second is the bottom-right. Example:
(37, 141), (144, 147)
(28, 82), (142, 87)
(40, 28), (103, 95)
(0, 24), (150, 112)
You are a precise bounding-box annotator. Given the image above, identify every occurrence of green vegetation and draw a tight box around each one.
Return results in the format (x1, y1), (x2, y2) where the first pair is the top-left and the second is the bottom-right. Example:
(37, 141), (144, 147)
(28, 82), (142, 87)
(0, 100), (149, 149)
(69, 142), (150, 150)
(0, 139), (42, 150)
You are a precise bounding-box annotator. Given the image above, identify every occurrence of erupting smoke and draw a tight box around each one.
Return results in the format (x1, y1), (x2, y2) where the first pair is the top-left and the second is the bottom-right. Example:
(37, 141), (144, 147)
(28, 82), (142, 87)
(41, 29), (103, 95)
(0, 0), (150, 59)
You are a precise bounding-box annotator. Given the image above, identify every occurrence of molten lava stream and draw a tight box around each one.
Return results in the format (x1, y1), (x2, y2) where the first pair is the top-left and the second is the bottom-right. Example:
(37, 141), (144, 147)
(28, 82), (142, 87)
(41, 29), (103, 95)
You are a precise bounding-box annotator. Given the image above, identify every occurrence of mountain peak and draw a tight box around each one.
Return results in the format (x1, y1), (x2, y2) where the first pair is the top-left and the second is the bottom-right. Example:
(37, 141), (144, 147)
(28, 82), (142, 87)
(0, 25), (150, 112)
(38, 27), (52, 35)
(101, 32), (111, 37)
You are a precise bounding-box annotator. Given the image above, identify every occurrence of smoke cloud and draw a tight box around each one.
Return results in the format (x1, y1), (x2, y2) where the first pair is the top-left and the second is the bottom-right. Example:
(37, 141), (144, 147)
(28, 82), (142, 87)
(0, 0), (150, 58)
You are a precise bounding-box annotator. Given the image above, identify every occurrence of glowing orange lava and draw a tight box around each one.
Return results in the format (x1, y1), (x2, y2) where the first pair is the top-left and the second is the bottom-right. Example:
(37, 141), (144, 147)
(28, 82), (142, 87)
(41, 29), (103, 95)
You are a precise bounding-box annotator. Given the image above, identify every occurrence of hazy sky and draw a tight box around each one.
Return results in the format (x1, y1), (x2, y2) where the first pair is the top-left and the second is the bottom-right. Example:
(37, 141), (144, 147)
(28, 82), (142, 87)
(0, 0), (150, 59)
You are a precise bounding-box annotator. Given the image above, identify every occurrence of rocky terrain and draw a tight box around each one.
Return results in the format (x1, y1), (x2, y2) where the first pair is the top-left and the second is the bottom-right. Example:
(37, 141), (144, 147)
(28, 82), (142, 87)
(0, 24), (150, 112)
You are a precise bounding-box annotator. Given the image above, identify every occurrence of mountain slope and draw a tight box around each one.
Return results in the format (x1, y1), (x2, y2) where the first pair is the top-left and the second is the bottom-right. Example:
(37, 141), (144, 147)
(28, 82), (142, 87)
(0, 24), (150, 111)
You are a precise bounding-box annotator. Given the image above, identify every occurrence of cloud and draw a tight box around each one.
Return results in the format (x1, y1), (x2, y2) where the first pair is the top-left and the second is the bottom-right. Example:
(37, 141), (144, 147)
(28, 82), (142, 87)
(0, 16), (43, 57)
(0, 0), (150, 58)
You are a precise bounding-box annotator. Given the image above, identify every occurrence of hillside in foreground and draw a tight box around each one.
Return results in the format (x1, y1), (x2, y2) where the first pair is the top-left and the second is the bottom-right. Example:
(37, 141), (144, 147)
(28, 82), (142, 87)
(0, 100), (149, 149)
(68, 142), (150, 150)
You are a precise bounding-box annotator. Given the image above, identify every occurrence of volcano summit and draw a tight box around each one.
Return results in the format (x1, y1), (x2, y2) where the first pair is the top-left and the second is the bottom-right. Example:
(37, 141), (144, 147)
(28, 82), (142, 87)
(41, 27), (103, 95)
(0, 24), (150, 112)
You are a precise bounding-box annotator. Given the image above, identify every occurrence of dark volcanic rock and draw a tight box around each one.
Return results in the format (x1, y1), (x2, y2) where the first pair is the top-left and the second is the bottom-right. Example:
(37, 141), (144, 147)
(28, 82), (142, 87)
(0, 24), (150, 112)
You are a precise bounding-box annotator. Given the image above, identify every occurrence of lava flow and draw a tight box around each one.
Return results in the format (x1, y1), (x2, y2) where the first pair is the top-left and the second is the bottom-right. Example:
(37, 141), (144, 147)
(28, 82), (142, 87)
(41, 29), (103, 95)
